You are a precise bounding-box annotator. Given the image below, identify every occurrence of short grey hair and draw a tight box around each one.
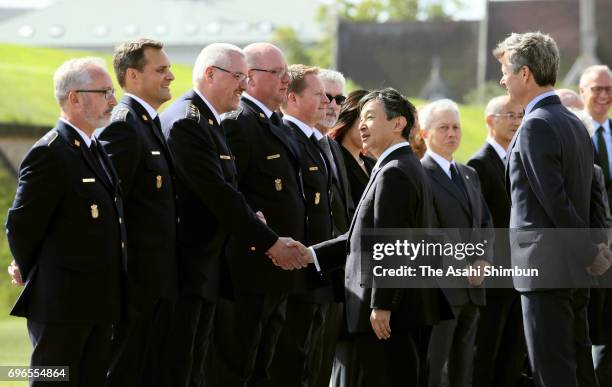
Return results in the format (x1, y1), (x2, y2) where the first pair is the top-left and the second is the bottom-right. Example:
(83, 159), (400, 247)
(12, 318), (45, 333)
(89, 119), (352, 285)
(419, 99), (460, 131)
(319, 69), (346, 91)
(193, 43), (245, 84)
(53, 57), (107, 106)
(579, 65), (612, 88)
(493, 31), (559, 87)
(484, 95), (511, 117)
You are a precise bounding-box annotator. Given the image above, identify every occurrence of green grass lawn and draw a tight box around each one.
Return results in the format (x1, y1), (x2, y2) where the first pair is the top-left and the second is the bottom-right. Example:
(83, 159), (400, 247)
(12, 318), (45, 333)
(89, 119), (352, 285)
(0, 317), (29, 387)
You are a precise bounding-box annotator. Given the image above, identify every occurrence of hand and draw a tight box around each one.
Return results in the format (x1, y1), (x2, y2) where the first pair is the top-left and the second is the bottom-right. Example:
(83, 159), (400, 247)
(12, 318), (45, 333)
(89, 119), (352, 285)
(370, 309), (391, 340)
(587, 244), (612, 276)
(286, 240), (314, 264)
(7, 260), (23, 286)
(467, 259), (489, 287)
(255, 211), (267, 225)
(266, 237), (307, 270)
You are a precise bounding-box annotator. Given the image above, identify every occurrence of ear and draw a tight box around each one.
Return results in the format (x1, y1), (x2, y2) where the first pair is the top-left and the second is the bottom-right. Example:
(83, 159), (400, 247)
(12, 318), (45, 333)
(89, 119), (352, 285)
(287, 91), (297, 104)
(205, 66), (215, 81)
(395, 116), (407, 134)
(67, 90), (80, 105)
(420, 127), (429, 140)
(485, 114), (494, 129)
(126, 68), (138, 83)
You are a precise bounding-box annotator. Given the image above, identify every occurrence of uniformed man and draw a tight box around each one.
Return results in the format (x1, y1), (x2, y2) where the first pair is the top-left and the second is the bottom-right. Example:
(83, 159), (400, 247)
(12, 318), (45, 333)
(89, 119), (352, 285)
(159, 43), (303, 387)
(5, 57), (126, 387)
(205, 42), (308, 387)
(97, 38), (178, 386)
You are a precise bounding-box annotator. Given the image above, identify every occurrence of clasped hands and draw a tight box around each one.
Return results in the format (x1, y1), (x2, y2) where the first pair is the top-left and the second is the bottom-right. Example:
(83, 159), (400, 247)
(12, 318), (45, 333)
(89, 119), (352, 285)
(587, 243), (612, 276)
(266, 238), (313, 270)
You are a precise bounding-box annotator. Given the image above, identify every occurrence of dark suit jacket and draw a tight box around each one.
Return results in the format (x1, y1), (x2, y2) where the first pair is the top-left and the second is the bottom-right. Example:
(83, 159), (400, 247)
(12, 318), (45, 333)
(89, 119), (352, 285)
(506, 95), (599, 290)
(314, 145), (452, 333)
(325, 137), (355, 234)
(97, 95), (178, 301)
(421, 154), (493, 306)
(341, 146), (376, 207)
(161, 90), (279, 301)
(222, 97), (308, 293)
(7, 121), (126, 323)
(468, 142), (513, 289)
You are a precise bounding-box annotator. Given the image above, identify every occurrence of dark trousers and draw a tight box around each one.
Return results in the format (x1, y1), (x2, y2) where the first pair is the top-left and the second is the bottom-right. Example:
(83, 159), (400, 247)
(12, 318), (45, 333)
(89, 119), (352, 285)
(521, 289), (598, 387)
(472, 290), (526, 387)
(161, 295), (215, 387)
(205, 291), (287, 387)
(353, 329), (422, 387)
(27, 319), (112, 387)
(308, 302), (344, 387)
(271, 300), (321, 387)
(428, 303), (479, 387)
(106, 297), (174, 387)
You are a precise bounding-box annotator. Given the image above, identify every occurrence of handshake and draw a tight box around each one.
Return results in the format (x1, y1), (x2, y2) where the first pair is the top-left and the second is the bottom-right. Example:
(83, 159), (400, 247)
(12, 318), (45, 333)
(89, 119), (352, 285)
(587, 243), (612, 276)
(266, 238), (314, 270)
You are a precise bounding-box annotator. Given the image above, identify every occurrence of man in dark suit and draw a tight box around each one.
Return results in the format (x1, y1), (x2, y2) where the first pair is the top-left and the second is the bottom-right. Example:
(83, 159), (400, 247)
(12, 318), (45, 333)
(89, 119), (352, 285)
(579, 64), (612, 386)
(205, 42), (308, 387)
(271, 64), (334, 387)
(419, 99), (493, 387)
(310, 68), (354, 387)
(159, 43), (302, 387)
(467, 95), (527, 387)
(5, 58), (126, 387)
(97, 38), (179, 387)
(495, 32), (612, 387)
(290, 88), (452, 387)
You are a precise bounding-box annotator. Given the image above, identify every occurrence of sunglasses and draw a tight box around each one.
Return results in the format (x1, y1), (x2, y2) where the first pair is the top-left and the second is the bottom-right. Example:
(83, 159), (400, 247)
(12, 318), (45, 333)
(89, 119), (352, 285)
(326, 93), (346, 105)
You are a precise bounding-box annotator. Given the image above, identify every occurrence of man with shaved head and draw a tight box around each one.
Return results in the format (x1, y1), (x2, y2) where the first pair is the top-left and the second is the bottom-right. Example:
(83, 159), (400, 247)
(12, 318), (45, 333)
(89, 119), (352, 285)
(468, 95), (526, 387)
(205, 42), (308, 387)
(557, 88), (584, 110)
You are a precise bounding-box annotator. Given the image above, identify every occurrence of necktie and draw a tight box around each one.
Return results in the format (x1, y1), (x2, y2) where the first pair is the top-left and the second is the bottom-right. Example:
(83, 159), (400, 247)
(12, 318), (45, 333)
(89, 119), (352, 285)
(450, 163), (468, 200)
(153, 115), (162, 131)
(90, 139), (113, 185)
(596, 126), (610, 181)
(270, 112), (282, 126)
(309, 134), (329, 175)
(318, 137), (339, 181)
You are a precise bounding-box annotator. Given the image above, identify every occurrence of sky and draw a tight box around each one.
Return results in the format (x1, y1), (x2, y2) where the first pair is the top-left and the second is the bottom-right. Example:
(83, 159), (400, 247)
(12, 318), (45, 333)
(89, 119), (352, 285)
(0, 0), (487, 20)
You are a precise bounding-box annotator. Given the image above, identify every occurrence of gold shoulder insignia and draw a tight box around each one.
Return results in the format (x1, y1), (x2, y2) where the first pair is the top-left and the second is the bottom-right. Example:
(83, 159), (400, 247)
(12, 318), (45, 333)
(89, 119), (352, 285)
(42, 130), (59, 146)
(111, 107), (130, 122)
(185, 103), (200, 122)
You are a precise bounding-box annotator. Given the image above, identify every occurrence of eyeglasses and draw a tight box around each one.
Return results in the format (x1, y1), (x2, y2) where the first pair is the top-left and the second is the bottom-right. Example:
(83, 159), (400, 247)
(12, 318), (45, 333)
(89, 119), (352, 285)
(212, 66), (247, 82)
(250, 67), (289, 79)
(590, 86), (612, 95)
(326, 93), (346, 105)
(75, 89), (115, 101)
(492, 112), (524, 119)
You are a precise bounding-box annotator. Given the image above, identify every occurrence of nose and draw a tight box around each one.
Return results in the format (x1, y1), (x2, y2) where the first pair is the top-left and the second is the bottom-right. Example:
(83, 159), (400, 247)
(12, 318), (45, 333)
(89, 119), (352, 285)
(109, 95), (118, 107)
(239, 77), (247, 90)
(167, 69), (175, 81)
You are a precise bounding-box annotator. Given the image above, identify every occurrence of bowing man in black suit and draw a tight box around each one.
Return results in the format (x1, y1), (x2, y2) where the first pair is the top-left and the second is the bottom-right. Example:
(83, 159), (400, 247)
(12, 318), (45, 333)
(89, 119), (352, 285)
(495, 32), (612, 387)
(419, 99), (493, 387)
(467, 95), (527, 387)
(160, 43), (301, 387)
(206, 43), (308, 387)
(97, 39), (179, 387)
(290, 88), (453, 387)
(6, 58), (126, 387)
(272, 64), (335, 387)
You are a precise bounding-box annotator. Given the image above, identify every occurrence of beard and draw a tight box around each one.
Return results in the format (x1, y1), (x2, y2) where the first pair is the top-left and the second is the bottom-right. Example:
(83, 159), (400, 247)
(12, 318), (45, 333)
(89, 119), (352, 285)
(318, 116), (337, 130)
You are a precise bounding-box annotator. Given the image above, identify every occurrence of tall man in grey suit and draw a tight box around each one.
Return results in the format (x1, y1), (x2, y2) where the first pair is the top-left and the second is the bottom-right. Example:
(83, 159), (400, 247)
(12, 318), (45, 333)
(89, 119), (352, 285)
(288, 88), (452, 387)
(495, 32), (612, 387)
(468, 95), (527, 387)
(419, 99), (493, 387)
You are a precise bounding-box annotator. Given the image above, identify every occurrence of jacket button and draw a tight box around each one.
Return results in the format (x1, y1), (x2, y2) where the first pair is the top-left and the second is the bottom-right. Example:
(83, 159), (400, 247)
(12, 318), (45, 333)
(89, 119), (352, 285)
(121, 242), (125, 249)
(250, 246), (256, 251)
(119, 217), (122, 224)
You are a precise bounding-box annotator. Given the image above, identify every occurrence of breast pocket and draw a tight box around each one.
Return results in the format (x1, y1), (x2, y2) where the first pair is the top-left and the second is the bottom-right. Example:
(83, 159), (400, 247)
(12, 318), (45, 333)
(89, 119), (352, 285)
(259, 155), (289, 193)
(144, 154), (172, 196)
(73, 179), (108, 226)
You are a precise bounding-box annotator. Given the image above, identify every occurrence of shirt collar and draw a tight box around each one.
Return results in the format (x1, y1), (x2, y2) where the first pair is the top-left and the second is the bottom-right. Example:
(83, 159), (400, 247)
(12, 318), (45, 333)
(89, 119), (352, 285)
(373, 141), (410, 172)
(283, 114), (320, 139)
(243, 92), (273, 118)
(124, 92), (158, 120)
(591, 116), (611, 134)
(426, 149), (455, 178)
(193, 88), (221, 125)
(59, 118), (92, 147)
(524, 90), (557, 117)
(486, 136), (507, 161)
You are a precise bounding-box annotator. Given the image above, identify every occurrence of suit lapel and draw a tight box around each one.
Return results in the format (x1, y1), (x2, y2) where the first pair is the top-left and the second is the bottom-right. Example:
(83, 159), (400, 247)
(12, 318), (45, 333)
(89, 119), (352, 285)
(285, 120), (331, 186)
(423, 155), (471, 217)
(122, 96), (169, 155)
